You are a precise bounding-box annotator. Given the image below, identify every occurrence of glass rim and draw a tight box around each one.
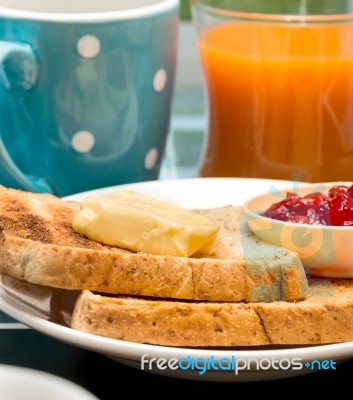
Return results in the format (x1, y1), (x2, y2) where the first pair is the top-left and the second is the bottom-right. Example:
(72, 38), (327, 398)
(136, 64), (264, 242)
(190, 0), (353, 23)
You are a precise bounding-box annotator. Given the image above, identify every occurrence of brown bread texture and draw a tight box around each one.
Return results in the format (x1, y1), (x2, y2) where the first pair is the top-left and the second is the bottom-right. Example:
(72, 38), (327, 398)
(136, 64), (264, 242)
(0, 185), (308, 301)
(71, 279), (351, 347)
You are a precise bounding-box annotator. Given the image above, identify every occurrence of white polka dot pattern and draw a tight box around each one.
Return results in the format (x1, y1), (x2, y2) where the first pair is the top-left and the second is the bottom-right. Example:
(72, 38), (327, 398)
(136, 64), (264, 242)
(71, 131), (95, 153)
(77, 35), (101, 59)
(153, 69), (167, 92)
(144, 148), (158, 170)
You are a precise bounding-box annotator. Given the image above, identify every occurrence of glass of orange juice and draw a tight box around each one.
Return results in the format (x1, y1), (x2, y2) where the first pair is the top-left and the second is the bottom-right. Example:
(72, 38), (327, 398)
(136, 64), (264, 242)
(191, 0), (353, 183)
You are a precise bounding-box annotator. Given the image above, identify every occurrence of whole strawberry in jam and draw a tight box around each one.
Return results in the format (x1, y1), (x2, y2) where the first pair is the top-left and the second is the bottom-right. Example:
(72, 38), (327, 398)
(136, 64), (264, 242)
(328, 185), (353, 226)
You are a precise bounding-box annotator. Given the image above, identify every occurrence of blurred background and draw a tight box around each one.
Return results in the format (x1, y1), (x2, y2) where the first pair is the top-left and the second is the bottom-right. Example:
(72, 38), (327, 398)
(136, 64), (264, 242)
(180, 0), (191, 19)
(159, 0), (205, 180)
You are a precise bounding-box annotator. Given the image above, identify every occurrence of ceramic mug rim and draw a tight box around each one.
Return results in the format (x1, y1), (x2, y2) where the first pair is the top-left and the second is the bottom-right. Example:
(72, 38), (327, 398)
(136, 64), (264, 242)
(0, 0), (179, 22)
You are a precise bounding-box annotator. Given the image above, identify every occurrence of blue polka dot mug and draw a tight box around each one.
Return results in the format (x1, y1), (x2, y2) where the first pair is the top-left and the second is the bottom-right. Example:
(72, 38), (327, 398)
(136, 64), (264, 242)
(0, 0), (179, 196)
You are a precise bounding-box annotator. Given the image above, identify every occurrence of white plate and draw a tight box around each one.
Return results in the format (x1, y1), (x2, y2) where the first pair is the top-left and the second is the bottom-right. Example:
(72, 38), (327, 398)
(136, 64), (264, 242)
(0, 364), (99, 400)
(0, 177), (351, 383)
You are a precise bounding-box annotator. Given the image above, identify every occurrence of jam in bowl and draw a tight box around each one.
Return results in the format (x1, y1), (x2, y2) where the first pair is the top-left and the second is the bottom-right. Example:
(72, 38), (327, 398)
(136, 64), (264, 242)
(261, 183), (353, 226)
(243, 182), (353, 278)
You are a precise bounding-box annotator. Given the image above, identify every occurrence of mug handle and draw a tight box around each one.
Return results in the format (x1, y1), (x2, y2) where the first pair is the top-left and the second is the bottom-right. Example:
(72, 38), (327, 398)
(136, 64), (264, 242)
(0, 41), (53, 193)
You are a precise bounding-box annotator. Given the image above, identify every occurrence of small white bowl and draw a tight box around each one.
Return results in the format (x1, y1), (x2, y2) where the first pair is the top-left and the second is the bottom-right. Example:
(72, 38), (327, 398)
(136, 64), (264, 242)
(0, 365), (99, 400)
(243, 181), (353, 278)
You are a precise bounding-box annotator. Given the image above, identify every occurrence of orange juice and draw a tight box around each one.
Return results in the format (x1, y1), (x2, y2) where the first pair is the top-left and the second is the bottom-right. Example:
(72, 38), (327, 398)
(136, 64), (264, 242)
(198, 22), (353, 182)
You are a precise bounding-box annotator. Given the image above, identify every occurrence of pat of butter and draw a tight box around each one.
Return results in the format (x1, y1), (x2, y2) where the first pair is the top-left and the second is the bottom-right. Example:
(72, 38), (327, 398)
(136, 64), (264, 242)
(72, 190), (219, 257)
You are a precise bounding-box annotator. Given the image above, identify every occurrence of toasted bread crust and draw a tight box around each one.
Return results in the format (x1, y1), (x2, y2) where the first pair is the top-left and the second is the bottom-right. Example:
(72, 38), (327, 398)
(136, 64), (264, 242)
(0, 186), (308, 301)
(0, 234), (257, 300)
(71, 279), (353, 347)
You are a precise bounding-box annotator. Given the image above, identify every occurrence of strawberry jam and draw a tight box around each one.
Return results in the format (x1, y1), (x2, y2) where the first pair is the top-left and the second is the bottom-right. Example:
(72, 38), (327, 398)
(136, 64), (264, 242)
(262, 184), (353, 226)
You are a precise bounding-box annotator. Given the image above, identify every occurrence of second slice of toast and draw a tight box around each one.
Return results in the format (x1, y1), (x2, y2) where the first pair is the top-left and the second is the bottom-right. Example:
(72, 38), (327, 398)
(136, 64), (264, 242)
(71, 278), (344, 347)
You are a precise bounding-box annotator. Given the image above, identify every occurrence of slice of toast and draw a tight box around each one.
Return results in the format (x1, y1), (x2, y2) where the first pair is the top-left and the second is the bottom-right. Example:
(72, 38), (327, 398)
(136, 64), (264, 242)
(0, 185), (308, 302)
(71, 278), (350, 347)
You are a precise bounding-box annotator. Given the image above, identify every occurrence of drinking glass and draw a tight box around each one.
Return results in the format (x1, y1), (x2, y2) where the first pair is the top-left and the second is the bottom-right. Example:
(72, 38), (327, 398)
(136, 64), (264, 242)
(191, 0), (353, 183)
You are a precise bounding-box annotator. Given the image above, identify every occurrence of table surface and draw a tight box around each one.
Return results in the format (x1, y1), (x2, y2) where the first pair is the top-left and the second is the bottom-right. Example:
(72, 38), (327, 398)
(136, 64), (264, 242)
(1, 82), (353, 397)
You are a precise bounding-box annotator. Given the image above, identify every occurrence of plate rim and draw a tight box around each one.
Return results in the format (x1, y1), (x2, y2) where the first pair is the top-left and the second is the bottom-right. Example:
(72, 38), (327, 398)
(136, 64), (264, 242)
(2, 285), (353, 362)
(1, 177), (352, 379)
